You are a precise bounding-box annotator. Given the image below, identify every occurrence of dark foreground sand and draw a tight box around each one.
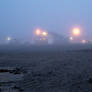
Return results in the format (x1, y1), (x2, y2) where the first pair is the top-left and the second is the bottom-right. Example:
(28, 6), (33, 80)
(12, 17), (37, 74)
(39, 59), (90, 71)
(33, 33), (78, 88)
(0, 46), (92, 92)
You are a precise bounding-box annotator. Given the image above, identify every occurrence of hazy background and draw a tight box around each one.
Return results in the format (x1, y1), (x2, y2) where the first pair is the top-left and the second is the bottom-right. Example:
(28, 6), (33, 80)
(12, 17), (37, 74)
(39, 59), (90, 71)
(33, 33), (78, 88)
(0, 0), (92, 42)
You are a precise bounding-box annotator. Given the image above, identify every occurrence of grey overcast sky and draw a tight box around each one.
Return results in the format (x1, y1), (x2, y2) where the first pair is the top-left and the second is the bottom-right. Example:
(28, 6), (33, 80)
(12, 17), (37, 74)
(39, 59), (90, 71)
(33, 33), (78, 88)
(0, 0), (92, 41)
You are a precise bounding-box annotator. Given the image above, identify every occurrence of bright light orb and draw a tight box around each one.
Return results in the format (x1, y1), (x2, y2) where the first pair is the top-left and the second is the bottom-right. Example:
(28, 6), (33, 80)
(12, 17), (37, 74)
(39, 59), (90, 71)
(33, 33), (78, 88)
(7, 37), (11, 41)
(73, 28), (80, 36)
(35, 29), (41, 35)
(69, 37), (73, 41)
(42, 32), (47, 36)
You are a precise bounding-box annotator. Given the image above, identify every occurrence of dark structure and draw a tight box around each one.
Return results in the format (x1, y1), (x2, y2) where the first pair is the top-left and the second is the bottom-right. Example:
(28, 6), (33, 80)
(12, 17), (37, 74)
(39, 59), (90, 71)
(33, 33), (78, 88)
(34, 34), (48, 45)
(49, 32), (69, 44)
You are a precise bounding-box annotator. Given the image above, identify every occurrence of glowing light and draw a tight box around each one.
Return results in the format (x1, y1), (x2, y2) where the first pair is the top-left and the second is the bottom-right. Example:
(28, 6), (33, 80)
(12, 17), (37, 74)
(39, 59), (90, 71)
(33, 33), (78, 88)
(42, 32), (47, 36)
(69, 37), (73, 41)
(73, 28), (80, 36)
(82, 40), (86, 44)
(7, 37), (11, 41)
(35, 29), (41, 35)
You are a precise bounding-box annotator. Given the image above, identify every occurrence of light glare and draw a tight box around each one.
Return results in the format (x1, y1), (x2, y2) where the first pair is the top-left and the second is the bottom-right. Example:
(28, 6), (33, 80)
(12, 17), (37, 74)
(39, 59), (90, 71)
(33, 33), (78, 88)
(73, 28), (80, 36)
(7, 37), (11, 41)
(42, 32), (47, 36)
(35, 29), (41, 35)
(69, 37), (73, 41)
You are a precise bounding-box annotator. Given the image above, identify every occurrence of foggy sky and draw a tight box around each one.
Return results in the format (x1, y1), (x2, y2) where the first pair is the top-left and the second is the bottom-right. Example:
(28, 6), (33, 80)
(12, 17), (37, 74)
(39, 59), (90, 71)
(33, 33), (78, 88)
(0, 0), (92, 41)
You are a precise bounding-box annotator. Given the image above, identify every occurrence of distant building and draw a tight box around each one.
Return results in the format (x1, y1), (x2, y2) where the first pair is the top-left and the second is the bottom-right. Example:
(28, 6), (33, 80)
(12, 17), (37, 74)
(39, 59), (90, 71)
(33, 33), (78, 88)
(49, 32), (69, 44)
(34, 30), (48, 45)
(33, 30), (69, 45)
(34, 35), (48, 45)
